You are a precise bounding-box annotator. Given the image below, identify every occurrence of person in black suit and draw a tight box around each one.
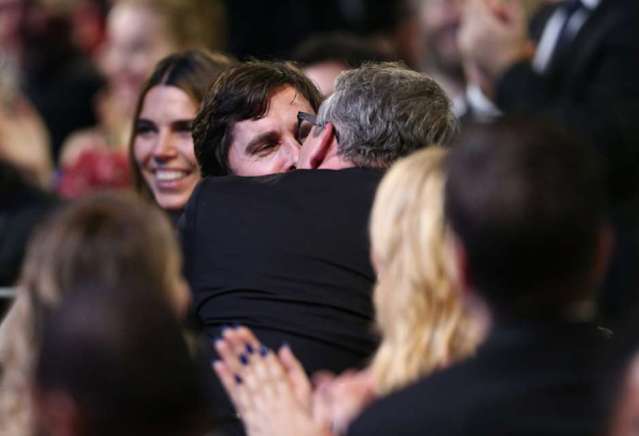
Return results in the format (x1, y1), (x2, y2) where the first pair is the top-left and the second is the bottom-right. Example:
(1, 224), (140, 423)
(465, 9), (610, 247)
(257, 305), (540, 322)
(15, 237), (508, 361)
(459, 0), (639, 197)
(345, 118), (612, 436)
(180, 62), (456, 435)
(459, 0), (639, 325)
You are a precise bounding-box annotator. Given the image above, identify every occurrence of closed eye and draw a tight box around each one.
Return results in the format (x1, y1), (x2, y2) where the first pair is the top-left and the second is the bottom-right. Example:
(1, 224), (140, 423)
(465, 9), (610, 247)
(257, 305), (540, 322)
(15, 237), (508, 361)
(246, 132), (281, 156)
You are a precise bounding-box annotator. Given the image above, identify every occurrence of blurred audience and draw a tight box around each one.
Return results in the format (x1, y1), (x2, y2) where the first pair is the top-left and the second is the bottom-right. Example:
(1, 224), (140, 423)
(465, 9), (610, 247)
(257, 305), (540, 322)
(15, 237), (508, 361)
(0, 192), (188, 436)
(58, 0), (227, 198)
(193, 61), (322, 177)
(413, 0), (550, 121)
(183, 62), (455, 435)
(0, 84), (53, 188)
(129, 49), (233, 218)
(0, 0), (103, 165)
(458, 0), (639, 203)
(0, 160), (57, 289)
(414, 0), (468, 116)
(458, 0), (639, 322)
(292, 32), (393, 97)
(32, 284), (212, 436)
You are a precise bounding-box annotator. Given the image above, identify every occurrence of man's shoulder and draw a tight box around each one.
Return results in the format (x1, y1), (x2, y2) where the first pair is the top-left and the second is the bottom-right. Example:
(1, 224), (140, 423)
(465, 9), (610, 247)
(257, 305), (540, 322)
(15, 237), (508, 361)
(348, 369), (463, 436)
(202, 168), (382, 185)
(196, 168), (383, 199)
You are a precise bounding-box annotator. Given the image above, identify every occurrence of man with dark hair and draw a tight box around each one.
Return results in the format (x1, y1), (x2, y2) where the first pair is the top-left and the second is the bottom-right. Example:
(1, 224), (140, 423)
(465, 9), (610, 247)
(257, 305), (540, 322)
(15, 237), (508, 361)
(192, 61), (322, 178)
(347, 118), (611, 436)
(181, 62), (455, 435)
(32, 285), (212, 436)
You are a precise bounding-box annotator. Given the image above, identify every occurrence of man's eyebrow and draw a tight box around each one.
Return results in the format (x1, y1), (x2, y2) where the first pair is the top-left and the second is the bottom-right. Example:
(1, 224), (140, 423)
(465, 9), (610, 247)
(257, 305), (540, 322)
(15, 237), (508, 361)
(245, 131), (279, 154)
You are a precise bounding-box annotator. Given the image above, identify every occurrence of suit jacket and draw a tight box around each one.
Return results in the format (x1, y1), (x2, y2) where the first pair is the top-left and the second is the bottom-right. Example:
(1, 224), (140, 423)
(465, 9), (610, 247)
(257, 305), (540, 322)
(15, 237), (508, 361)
(347, 320), (608, 436)
(180, 168), (382, 435)
(497, 0), (639, 203)
(496, 0), (639, 323)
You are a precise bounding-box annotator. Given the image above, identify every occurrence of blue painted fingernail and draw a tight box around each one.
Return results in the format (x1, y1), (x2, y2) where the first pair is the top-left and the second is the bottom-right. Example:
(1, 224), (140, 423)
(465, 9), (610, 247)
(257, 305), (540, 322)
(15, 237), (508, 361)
(234, 374), (242, 384)
(245, 343), (254, 354)
(259, 345), (269, 357)
(239, 353), (249, 365)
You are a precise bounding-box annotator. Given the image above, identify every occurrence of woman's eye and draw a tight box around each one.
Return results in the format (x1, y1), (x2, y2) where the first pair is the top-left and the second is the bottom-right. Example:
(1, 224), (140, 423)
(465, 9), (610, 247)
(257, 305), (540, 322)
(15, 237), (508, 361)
(135, 121), (156, 136)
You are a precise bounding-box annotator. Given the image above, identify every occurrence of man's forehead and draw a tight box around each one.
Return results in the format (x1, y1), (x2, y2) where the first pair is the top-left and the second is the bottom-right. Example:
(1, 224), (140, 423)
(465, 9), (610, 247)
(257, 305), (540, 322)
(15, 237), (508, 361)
(233, 87), (313, 137)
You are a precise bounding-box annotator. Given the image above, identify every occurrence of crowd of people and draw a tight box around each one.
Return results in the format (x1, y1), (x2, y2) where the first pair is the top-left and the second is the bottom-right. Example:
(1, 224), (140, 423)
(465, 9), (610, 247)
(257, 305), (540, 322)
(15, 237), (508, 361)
(2, 0), (639, 436)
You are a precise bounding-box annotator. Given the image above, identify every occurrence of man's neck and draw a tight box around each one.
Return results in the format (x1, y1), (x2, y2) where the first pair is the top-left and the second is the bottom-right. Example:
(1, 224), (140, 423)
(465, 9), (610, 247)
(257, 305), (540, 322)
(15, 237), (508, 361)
(316, 156), (356, 170)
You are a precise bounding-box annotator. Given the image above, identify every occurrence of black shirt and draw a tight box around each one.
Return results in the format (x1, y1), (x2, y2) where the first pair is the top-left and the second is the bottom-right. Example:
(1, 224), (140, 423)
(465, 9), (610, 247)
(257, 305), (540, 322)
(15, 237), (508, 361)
(180, 168), (383, 434)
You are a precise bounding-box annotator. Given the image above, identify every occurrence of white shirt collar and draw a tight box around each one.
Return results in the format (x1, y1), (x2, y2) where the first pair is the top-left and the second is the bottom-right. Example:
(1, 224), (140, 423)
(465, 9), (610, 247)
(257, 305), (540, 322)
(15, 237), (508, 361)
(580, 0), (600, 11)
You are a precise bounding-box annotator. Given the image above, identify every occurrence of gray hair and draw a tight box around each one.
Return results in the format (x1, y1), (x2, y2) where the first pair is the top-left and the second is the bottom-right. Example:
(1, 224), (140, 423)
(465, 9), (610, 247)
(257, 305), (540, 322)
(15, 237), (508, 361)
(318, 62), (457, 168)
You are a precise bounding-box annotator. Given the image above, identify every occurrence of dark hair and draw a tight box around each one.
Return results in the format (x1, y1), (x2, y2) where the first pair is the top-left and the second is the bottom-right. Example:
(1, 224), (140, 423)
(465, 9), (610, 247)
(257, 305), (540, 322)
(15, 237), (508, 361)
(128, 49), (234, 202)
(20, 191), (180, 308)
(292, 32), (393, 69)
(34, 284), (211, 436)
(445, 118), (606, 315)
(192, 61), (322, 177)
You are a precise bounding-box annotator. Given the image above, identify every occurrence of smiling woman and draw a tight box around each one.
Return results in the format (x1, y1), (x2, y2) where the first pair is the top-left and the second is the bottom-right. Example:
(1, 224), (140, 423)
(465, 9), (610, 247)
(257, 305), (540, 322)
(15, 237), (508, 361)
(129, 49), (233, 215)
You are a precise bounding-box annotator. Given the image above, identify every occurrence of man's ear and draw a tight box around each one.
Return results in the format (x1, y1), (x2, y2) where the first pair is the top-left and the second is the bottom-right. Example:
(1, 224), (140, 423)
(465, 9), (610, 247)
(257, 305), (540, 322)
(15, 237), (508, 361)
(445, 230), (473, 296)
(32, 388), (81, 436)
(298, 123), (336, 169)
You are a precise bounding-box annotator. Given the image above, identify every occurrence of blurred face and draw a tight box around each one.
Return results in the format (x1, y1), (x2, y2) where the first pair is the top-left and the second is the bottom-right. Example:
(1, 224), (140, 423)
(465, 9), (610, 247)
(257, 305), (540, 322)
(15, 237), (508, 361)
(133, 85), (200, 211)
(0, 0), (26, 45)
(419, 0), (464, 77)
(101, 3), (175, 111)
(303, 61), (347, 97)
(227, 86), (314, 176)
(610, 355), (639, 436)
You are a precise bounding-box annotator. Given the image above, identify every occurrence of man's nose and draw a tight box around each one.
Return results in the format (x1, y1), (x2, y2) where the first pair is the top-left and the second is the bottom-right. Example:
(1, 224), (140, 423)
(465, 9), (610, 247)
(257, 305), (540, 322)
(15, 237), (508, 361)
(281, 137), (301, 171)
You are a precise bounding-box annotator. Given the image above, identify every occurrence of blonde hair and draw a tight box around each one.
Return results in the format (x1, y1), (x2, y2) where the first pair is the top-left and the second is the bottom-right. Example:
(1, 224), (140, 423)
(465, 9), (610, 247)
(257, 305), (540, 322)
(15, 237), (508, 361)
(0, 192), (183, 436)
(369, 147), (479, 394)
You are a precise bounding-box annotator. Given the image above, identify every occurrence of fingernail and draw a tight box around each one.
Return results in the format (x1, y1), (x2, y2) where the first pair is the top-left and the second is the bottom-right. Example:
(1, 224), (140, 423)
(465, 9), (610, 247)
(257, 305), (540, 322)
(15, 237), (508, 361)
(281, 341), (290, 349)
(259, 345), (269, 357)
(239, 353), (249, 365)
(232, 322), (240, 328)
(245, 343), (254, 354)
(234, 374), (242, 384)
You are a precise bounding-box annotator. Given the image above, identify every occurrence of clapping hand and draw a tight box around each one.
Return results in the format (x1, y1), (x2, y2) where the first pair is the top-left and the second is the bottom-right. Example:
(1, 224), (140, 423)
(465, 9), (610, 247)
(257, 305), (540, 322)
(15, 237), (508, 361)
(212, 326), (329, 436)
